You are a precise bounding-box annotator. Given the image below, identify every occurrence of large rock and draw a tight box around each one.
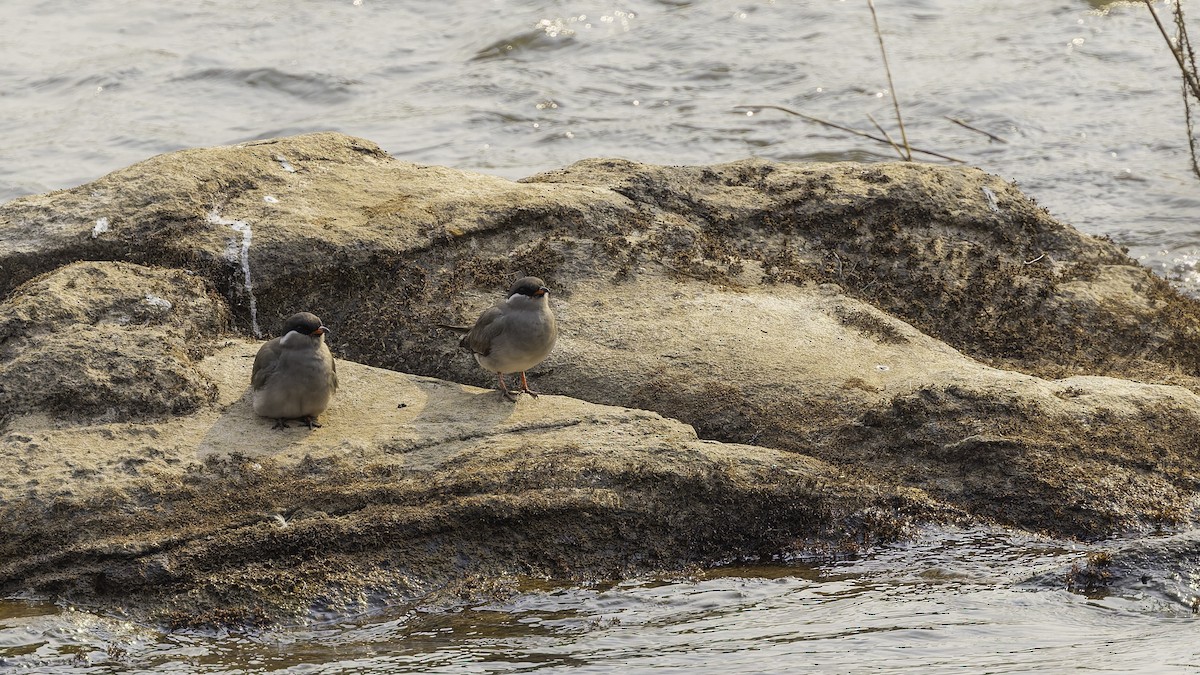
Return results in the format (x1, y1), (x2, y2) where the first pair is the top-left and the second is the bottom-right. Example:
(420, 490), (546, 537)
(0, 133), (627, 339)
(3, 132), (1200, 622)
(544, 276), (1200, 535)
(0, 261), (229, 421)
(0, 308), (924, 624)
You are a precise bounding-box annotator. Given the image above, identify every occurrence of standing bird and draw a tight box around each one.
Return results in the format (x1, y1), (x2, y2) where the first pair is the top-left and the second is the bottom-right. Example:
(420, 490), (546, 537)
(453, 276), (557, 401)
(251, 312), (338, 429)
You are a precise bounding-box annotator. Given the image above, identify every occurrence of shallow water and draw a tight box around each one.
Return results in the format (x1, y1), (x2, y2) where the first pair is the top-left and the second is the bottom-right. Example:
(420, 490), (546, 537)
(3, 527), (1199, 673)
(3, 1), (1200, 671)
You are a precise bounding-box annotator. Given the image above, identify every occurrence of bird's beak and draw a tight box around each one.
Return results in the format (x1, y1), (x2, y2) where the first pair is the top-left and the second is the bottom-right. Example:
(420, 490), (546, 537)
(314, 326), (331, 336)
(535, 287), (549, 297)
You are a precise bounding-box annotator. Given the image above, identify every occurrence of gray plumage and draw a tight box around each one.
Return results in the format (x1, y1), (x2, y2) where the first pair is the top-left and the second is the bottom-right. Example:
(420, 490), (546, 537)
(252, 312), (338, 429)
(459, 276), (557, 400)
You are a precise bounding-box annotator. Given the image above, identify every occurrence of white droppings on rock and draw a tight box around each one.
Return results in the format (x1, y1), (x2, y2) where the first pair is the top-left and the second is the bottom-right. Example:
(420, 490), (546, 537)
(209, 209), (262, 338)
(982, 186), (1001, 213)
(144, 294), (172, 310)
(263, 195), (279, 203)
(90, 217), (110, 238)
(275, 155), (296, 173)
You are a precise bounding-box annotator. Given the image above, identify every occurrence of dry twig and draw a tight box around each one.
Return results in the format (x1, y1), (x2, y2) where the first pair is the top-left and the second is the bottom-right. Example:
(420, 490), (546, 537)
(733, 105), (965, 163)
(867, 0), (911, 160)
(1145, 0), (1200, 100)
(866, 113), (907, 159)
(1144, 0), (1200, 178)
(944, 116), (1009, 144)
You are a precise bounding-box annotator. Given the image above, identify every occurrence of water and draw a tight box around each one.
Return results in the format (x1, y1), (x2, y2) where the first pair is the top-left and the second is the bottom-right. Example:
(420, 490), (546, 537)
(3, 0), (1200, 670)
(3, 527), (1199, 673)
(1, 1), (1197, 284)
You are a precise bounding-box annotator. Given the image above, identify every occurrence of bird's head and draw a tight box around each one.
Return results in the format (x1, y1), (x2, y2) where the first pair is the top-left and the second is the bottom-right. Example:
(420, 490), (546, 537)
(507, 277), (550, 305)
(279, 312), (331, 346)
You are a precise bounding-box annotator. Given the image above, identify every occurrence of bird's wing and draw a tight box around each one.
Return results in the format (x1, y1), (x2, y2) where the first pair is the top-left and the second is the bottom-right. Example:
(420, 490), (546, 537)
(461, 305), (506, 356)
(251, 338), (283, 390)
(330, 354), (339, 392)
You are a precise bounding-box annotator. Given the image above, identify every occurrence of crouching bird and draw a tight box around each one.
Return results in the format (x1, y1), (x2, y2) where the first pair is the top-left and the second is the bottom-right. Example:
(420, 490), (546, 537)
(251, 312), (338, 429)
(447, 276), (557, 401)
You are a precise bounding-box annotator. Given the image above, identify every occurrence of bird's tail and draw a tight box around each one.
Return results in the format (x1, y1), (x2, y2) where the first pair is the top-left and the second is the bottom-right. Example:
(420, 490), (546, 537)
(435, 323), (470, 334)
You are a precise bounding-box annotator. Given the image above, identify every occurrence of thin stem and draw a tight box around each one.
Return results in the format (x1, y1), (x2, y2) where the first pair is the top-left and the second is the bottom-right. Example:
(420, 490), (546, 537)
(733, 105), (964, 163)
(867, 0), (911, 160)
(944, 116), (1009, 144)
(1180, 2), (1200, 178)
(1145, 0), (1200, 100)
(866, 113), (907, 159)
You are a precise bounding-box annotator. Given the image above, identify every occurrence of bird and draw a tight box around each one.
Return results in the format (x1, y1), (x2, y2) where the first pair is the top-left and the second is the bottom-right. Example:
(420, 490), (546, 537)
(251, 312), (338, 429)
(447, 276), (558, 401)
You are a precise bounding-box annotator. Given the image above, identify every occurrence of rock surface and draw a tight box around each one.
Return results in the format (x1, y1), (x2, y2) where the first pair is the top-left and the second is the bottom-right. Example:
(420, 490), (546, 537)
(1032, 529), (1200, 611)
(0, 262), (229, 421)
(2, 132), (1200, 623)
(2, 333), (918, 625)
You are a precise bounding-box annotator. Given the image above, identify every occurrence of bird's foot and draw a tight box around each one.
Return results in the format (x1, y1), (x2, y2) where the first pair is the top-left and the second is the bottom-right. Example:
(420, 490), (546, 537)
(271, 419), (289, 430)
(302, 415), (323, 429)
(497, 374), (519, 402)
(518, 372), (540, 398)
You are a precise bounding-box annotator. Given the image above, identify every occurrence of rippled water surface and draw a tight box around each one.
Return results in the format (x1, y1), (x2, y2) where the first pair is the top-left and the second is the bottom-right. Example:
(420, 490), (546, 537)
(3, 1), (1200, 671)
(3, 527), (1200, 673)
(1, 1), (1198, 286)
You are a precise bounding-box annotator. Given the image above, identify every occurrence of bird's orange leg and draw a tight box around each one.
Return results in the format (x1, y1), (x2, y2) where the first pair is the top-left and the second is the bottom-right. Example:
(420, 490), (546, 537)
(519, 371), (539, 398)
(498, 373), (519, 401)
